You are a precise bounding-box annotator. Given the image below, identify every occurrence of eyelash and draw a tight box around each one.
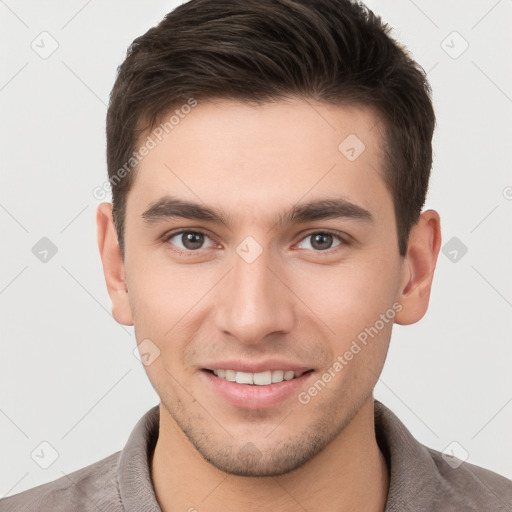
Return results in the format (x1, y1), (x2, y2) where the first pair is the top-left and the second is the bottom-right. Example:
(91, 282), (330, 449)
(162, 229), (215, 257)
(162, 229), (350, 256)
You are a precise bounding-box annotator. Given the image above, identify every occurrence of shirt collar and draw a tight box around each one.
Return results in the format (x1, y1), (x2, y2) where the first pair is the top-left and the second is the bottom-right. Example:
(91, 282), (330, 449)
(118, 404), (161, 511)
(117, 400), (439, 512)
(374, 399), (439, 511)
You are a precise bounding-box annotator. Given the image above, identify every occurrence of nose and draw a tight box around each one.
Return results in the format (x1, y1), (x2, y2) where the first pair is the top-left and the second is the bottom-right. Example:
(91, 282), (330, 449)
(214, 246), (295, 345)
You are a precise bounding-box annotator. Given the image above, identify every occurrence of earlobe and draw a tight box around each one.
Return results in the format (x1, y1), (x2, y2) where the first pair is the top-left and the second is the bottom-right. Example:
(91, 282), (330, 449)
(96, 203), (134, 326)
(394, 210), (442, 326)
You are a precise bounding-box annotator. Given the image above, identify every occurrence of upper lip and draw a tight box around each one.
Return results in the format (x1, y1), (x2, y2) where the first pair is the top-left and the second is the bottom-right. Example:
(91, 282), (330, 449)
(202, 360), (313, 373)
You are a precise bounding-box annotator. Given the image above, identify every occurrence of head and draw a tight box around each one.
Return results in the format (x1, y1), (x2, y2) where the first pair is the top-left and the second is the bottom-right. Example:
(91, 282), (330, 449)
(97, 0), (441, 477)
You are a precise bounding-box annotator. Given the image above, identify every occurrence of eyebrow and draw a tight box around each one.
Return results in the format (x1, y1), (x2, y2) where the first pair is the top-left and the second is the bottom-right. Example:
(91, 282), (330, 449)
(141, 195), (374, 228)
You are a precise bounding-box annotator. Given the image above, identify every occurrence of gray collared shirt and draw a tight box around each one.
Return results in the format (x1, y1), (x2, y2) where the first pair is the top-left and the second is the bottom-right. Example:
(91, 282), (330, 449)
(1, 400), (511, 511)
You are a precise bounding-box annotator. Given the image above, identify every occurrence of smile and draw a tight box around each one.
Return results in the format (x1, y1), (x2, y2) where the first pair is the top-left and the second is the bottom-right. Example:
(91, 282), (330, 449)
(201, 369), (315, 410)
(207, 369), (310, 385)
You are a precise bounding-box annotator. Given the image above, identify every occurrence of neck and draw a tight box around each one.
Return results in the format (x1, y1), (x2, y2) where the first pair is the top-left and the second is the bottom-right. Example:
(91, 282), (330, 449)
(151, 396), (389, 512)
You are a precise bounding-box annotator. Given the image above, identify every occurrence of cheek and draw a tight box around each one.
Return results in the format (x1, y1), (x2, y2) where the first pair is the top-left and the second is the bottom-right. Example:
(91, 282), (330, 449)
(293, 257), (400, 337)
(127, 265), (216, 381)
(289, 256), (400, 386)
(128, 263), (206, 331)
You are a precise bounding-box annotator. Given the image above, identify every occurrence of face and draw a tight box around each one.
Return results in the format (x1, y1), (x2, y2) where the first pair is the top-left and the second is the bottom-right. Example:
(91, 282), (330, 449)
(118, 98), (409, 476)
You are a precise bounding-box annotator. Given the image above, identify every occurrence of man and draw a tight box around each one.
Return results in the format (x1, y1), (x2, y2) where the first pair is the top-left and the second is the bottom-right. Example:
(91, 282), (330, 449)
(2, 0), (511, 511)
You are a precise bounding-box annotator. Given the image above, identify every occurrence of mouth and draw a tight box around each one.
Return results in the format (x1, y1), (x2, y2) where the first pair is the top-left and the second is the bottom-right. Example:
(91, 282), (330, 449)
(203, 368), (314, 385)
(200, 368), (315, 410)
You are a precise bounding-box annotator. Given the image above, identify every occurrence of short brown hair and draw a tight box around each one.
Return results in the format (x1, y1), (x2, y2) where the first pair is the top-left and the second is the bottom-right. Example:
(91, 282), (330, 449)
(106, 0), (435, 258)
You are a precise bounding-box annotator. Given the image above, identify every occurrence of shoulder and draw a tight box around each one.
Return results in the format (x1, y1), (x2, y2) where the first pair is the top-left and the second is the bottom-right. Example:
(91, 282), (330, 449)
(0, 451), (123, 512)
(425, 445), (512, 511)
(374, 400), (512, 511)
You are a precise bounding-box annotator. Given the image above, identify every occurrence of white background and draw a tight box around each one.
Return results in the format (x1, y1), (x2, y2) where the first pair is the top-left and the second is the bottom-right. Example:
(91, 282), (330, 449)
(1, 0), (511, 497)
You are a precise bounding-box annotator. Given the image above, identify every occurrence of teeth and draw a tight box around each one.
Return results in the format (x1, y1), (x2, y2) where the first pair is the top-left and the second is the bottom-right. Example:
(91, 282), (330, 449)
(271, 370), (284, 383)
(235, 371), (253, 384)
(211, 369), (307, 385)
(253, 371), (272, 385)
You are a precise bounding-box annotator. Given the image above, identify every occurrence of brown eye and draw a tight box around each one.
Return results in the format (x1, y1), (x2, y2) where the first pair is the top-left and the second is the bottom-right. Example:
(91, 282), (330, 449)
(297, 231), (344, 251)
(165, 230), (214, 252)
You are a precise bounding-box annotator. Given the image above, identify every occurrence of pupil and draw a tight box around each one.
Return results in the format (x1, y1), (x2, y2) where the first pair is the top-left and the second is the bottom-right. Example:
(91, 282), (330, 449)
(312, 233), (332, 250)
(183, 232), (204, 250)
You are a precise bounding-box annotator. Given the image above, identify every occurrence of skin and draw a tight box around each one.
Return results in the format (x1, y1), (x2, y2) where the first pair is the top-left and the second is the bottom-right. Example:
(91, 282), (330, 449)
(97, 98), (441, 512)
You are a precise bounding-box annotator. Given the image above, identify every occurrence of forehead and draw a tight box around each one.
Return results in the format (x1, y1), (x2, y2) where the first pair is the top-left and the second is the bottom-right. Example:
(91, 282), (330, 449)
(127, 98), (392, 227)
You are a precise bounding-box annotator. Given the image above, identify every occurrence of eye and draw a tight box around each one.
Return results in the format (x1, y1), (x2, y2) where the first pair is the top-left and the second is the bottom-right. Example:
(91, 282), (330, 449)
(296, 231), (346, 252)
(164, 230), (215, 253)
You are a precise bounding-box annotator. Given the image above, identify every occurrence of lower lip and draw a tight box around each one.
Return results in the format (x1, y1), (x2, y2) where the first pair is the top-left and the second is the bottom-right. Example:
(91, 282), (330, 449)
(201, 370), (314, 410)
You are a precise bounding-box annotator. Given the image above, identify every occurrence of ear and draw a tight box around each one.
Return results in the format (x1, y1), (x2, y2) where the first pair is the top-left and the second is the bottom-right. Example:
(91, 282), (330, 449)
(394, 209), (442, 325)
(96, 203), (133, 326)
